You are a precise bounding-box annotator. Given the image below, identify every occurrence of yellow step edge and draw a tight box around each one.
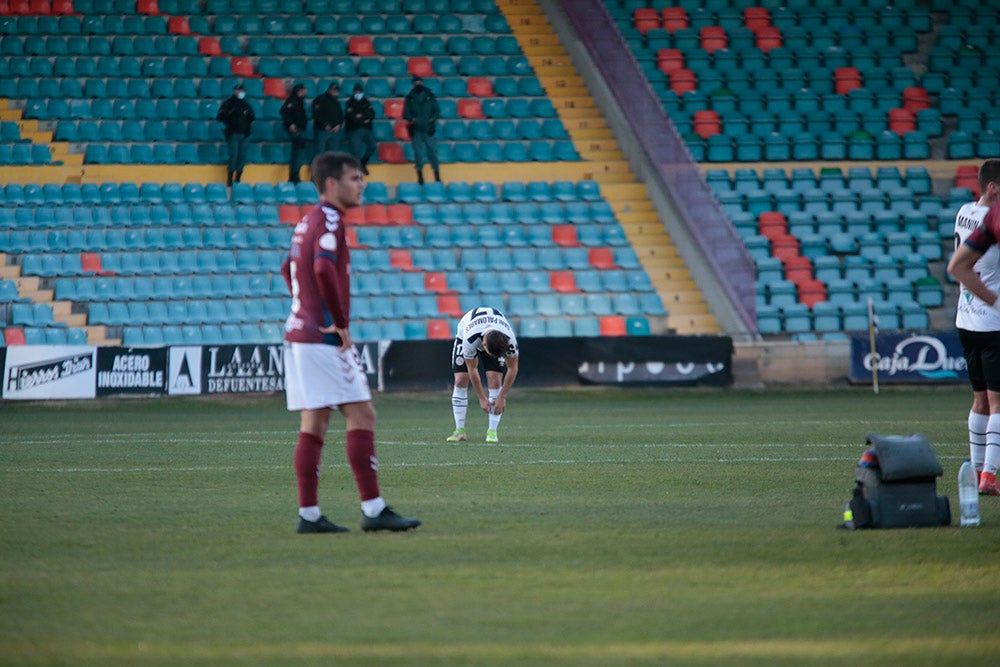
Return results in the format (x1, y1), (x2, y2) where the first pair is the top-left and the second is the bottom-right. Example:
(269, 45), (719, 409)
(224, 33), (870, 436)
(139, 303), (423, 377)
(578, 150), (623, 161)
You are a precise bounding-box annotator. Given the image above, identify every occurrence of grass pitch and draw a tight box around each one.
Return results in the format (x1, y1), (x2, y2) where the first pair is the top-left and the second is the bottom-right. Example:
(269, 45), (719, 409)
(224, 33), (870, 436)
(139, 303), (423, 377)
(2, 386), (999, 666)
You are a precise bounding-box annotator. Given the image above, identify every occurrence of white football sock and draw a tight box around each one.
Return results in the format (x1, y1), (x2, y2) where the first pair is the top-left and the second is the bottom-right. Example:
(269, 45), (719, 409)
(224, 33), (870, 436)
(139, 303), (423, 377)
(361, 496), (386, 518)
(985, 414), (1000, 474)
(299, 505), (321, 522)
(969, 410), (988, 472)
(452, 386), (468, 429)
(488, 388), (501, 430)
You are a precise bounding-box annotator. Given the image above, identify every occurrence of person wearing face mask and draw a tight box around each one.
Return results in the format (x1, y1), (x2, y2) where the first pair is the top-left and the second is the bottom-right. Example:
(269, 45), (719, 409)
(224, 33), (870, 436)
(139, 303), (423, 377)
(281, 83), (310, 184)
(403, 75), (441, 185)
(344, 83), (376, 175)
(216, 83), (255, 186)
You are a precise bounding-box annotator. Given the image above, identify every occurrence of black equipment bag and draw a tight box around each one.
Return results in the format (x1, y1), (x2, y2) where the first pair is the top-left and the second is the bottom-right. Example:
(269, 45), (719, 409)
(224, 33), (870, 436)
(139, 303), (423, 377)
(845, 433), (950, 529)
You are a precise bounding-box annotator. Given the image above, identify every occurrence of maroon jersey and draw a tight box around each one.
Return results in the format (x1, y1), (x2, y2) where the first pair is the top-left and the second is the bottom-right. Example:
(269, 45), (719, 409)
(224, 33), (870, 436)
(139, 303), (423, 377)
(282, 202), (351, 345)
(965, 205), (1000, 253)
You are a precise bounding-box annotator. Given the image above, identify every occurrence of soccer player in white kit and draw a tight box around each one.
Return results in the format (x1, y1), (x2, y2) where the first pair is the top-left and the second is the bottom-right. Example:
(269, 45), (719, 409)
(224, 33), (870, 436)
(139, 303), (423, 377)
(446, 307), (519, 444)
(947, 159), (1000, 495)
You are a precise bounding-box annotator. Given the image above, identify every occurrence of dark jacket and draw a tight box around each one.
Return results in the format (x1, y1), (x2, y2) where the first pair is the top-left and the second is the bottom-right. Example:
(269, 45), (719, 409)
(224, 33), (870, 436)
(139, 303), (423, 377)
(217, 95), (255, 137)
(280, 92), (308, 134)
(344, 94), (375, 132)
(311, 92), (343, 133)
(403, 84), (439, 135)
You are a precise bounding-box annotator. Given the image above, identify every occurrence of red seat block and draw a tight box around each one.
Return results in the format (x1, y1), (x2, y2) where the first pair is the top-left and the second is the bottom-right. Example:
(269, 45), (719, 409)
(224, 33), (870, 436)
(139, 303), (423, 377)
(378, 142), (406, 164)
(550, 270), (578, 293)
(390, 249), (415, 271)
(383, 99), (404, 119)
(589, 247), (616, 270)
(427, 319), (452, 339)
(349, 36), (375, 56)
(407, 57), (433, 77)
(600, 316), (627, 336)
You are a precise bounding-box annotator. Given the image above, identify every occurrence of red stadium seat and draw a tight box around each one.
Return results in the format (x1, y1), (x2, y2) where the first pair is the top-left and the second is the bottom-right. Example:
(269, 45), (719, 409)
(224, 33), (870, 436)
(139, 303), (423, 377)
(427, 319), (452, 340)
(588, 247), (616, 270)
(693, 109), (721, 139)
(743, 7), (771, 32)
(783, 256), (814, 285)
(902, 86), (929, 112)
(383, 99), (404, 119)
(656, 48), (685, 73)
(345, 227), (361, 248)
(424, 272), (451, 294)
(632, 8), (660, 36)
(437, 294), (463, 318)
(798, 280), (827, 308)
(550, 270), (578, 293)
(137, 0), (160, 14)
(754, 26), (782, 52)
(378, 142), (406, 164)
(387, 203), (414, 225)
(835, 67), (862, 95)
(264, 78), (287, 98)
(168, 16), (191, 35)
(700, 26), (727, 54)
(457, 99), (484, 119)
(668, 68), (697, 95)
(349, 36), (375, 56)
(80, 252), (105, 275)
(393, 120), (411, 141)
(230, 57), (254, 77)
(888, 108), (916, 135)
(771, 234), (801, 262)
(278, 205), (301, 223)
(599, 316), (627, 336)
(390, 249), (415, 271)
(552, 225), (579, 247)
(407, 57), (433, 78)
(198, 37), (221, 55)
(661, 7), (688, 34)
(467, 77), (494, 97)
(955, 165), (980, 198)
(28, 0), (51, 14)
(363, 204), (388, 225)
(343, 207), (365, 225)
(52, 0), (74, 14)
(3, 327), (26, 346)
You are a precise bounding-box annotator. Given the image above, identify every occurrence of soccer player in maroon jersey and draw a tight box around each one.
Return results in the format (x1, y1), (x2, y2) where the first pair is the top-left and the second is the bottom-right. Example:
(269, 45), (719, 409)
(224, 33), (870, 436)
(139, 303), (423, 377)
(282, 151), (420, 533)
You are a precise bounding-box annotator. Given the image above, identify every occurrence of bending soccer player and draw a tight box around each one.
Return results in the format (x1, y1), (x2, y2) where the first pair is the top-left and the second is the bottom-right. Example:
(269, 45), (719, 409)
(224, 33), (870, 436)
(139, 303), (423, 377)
(282, 151), (420, 533)
(447, 307), (520, 444)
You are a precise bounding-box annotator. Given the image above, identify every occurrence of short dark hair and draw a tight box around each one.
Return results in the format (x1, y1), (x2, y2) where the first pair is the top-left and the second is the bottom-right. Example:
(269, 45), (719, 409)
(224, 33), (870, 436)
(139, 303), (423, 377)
(233, 84), (244, 91)
(311, 151), (362, 192)
(483, 330), (510, 358)
(980, 160), (1000, 194)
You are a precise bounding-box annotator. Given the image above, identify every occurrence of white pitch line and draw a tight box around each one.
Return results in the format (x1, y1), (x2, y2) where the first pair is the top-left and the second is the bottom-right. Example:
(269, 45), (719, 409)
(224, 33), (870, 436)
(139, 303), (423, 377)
(5, 453), (969, 474)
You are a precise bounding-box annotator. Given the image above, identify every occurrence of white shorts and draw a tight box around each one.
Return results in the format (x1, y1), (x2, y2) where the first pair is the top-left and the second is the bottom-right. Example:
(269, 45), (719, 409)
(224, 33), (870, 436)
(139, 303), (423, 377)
(284, 342), (372, 411)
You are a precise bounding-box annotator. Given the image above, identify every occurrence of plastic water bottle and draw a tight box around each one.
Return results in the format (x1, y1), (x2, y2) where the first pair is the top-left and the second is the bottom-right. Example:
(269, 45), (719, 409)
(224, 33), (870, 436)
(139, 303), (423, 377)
(959, 459), (980, 527)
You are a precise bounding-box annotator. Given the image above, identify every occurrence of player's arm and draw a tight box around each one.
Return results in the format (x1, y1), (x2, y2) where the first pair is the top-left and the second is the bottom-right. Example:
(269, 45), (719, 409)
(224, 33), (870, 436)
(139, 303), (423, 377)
(464, 354), (492, 412)
(948, 243), (994, 306)
(315, 253), (351, 350)
(491, 354), (518, 415)
(280, 255), (292, 294)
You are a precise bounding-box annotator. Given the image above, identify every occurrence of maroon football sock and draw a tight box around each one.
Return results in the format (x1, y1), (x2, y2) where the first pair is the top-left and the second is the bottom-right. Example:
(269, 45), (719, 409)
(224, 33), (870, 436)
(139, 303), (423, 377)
(346, 429), (381, 501)
(294, 431), (324, 508)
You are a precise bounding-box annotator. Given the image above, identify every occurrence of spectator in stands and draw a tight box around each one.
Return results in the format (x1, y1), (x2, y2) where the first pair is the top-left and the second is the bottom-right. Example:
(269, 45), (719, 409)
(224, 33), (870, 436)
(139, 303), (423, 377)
(344, 83), (376, 175)
(446, 306), (520, 444)
(280, 83), (310, 184)
(282, 150), (421, 534)
(312, 81), (343, 155)
(946, 159), (1000, 495)
(216, 83), (255, 186)
(403, 75), (442, 185)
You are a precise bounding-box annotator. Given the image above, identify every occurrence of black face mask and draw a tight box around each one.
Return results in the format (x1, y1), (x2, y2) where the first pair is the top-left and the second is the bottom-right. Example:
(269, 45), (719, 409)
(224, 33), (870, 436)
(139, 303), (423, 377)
(413, 84), (424, 92)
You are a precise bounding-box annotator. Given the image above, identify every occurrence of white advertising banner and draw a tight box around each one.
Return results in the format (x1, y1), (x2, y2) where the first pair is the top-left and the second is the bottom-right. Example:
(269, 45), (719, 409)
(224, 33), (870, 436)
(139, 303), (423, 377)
(3, 345), (97, 400)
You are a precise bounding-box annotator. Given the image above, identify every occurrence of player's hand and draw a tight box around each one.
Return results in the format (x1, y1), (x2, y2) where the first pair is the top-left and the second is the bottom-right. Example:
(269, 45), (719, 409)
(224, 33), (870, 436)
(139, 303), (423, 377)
(319, 324), (352, 351)
(491, 396), (506, 415)
(478, 396), (492, 413)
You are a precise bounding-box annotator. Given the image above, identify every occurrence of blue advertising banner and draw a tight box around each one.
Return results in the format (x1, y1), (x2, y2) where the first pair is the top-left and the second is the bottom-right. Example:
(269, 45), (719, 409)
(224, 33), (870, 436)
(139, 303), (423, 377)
(850, 332), (967, 384)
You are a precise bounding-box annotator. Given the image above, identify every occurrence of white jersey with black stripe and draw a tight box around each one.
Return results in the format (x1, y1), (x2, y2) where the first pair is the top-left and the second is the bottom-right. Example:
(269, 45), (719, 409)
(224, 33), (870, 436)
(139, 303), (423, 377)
(455, 307), (519, 359)
(955, 202), (1000, 332)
